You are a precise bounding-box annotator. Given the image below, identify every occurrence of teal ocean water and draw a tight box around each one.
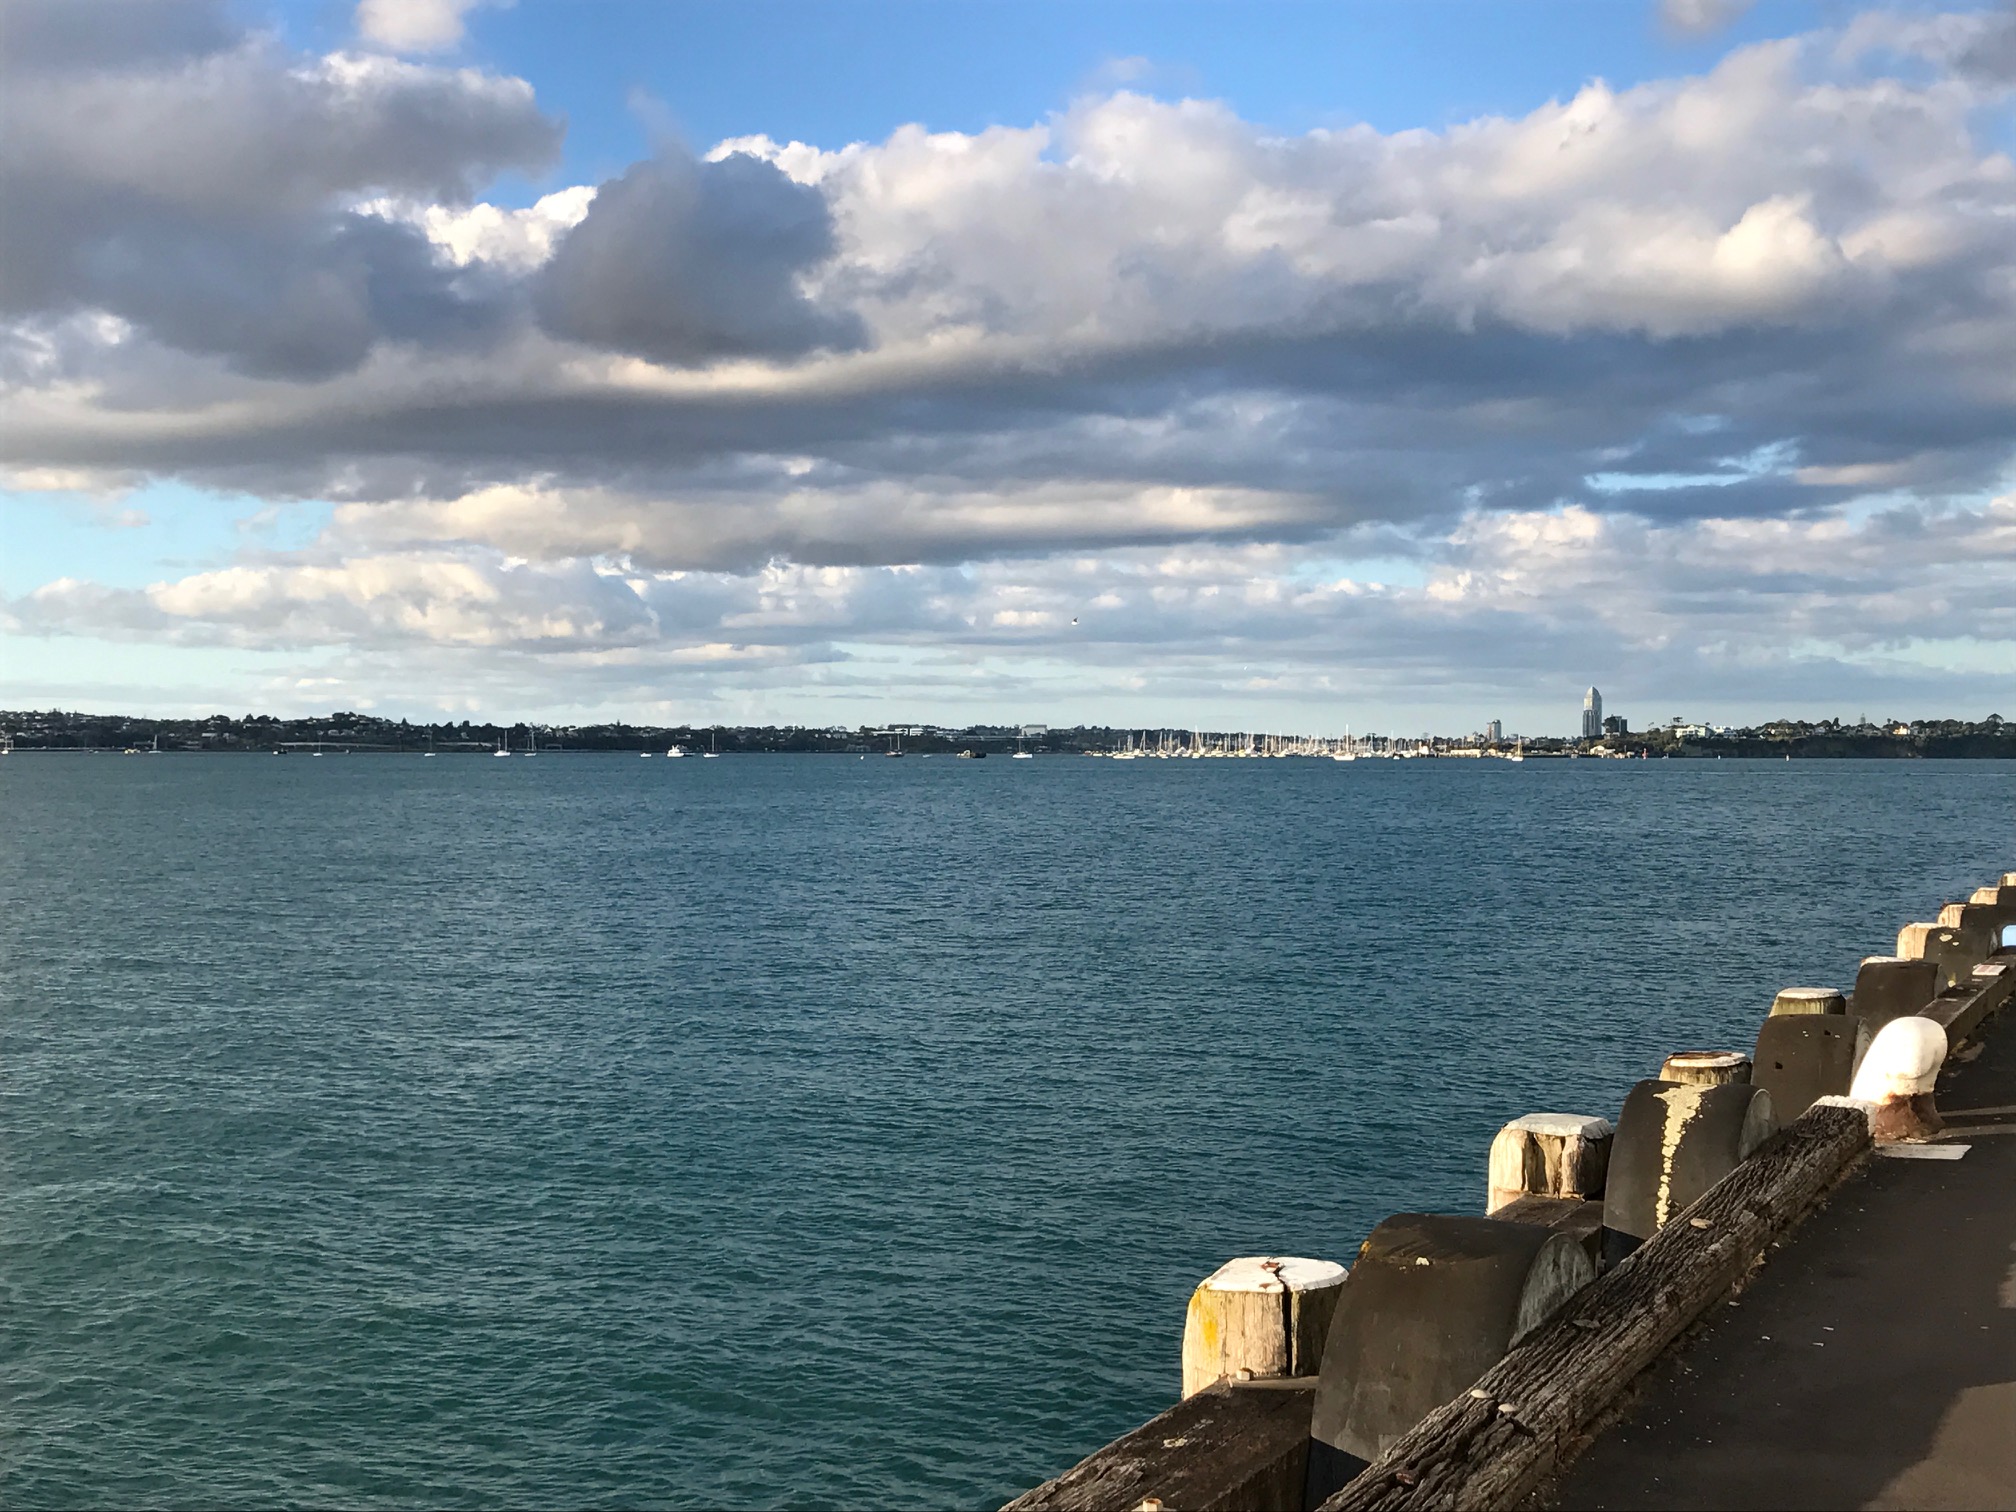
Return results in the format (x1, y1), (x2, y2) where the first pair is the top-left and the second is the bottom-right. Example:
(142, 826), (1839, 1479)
(2, 754), (2010, 1508)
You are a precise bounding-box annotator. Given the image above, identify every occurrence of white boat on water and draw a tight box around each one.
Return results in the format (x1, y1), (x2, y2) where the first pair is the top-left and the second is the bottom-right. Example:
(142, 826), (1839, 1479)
(493, 736), (510, 757)
(665, 745), (686, 758)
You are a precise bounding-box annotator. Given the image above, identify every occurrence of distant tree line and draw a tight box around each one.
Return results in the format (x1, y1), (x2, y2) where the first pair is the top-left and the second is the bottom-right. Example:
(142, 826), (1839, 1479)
(1624, 716), (2012, 760)
(0, 710), (1034, 754)
(0, 709), (2009, 757)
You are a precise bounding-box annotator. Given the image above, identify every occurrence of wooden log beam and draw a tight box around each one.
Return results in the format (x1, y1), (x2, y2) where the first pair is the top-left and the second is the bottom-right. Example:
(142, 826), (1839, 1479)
(1002, 1379), (1315, 1512)
(1316, 1102), (1871, 1512)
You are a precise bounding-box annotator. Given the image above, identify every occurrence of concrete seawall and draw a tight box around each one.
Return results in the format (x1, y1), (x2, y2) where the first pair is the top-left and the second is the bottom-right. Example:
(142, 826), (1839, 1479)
(1004, 874), (2016, 1512)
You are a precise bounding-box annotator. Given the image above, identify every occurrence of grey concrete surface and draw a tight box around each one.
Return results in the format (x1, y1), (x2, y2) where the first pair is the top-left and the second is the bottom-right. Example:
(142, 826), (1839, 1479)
(1543, 1004), (2016, 1511)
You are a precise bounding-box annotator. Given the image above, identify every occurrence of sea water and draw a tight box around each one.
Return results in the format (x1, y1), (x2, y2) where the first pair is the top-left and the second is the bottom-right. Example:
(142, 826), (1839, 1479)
(2, 754), (2009, 1508)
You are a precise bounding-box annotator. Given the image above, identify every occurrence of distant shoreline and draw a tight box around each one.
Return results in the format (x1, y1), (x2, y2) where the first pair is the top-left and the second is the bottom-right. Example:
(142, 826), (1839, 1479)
(3, 709), (2010, 760)
(8, 749), (2014, 759)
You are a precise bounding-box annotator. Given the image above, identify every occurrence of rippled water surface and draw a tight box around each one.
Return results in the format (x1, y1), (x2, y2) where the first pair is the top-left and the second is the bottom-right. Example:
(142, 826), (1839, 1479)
(2, 754), (2010, 1508)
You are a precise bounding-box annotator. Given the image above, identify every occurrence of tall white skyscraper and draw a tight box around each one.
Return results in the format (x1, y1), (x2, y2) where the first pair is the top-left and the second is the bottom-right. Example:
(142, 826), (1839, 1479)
(1581, 687), (1603, 739)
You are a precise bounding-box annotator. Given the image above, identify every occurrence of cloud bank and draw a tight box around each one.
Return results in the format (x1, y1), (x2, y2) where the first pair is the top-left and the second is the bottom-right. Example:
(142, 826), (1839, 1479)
(3, 0), (2012, 724)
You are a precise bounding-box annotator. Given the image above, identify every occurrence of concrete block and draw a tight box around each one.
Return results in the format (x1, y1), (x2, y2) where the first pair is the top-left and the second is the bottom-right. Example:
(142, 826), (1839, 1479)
(1753, 1014), (1871, 1123)
(1848, 956), (1940, 1030)
(1307, 1213), (1594, 1501)
(1896, 923), (1978, 991)
(1934, 902), (2005, 961)
(1600, 1080), (1777, 1266)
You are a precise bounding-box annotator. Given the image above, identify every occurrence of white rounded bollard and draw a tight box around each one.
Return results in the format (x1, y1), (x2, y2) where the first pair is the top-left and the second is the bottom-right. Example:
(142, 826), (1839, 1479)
(1847, 1016), (1948, 1142)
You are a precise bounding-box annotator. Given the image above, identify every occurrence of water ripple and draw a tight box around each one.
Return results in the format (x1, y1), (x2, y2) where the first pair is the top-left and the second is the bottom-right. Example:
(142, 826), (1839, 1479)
(1, 755), (2008, 1508)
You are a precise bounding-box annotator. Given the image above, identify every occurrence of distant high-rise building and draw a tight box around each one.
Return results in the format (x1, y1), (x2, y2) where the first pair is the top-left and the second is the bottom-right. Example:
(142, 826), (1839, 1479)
(1581, 687), (1603, 739)
(1487, 719), (1503, 743)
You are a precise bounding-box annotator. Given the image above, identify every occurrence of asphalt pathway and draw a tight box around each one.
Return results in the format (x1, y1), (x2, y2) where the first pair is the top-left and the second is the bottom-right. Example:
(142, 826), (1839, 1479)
(1544, 1005), (2016, 1511)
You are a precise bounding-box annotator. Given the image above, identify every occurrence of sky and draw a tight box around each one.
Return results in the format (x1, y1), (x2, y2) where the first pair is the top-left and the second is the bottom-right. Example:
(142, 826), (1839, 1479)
(1, 0), (2012, 736)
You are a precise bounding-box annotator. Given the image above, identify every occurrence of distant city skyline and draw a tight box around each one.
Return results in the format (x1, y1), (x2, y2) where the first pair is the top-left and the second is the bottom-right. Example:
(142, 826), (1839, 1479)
(2, 0), (2012, 730)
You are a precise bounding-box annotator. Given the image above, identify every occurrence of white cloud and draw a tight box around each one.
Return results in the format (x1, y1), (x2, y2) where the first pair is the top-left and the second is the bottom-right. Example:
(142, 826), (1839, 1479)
(325, 476), (1327, 572)
(355, 0), (485, 53)
(360, 185), (596, 271)
(4, 5), (2015, 723)
(14, 495), (2009, 722)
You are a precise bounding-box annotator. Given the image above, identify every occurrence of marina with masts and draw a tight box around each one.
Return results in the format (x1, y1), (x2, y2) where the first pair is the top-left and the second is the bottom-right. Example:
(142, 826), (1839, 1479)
(1081, 729), (1533, 759)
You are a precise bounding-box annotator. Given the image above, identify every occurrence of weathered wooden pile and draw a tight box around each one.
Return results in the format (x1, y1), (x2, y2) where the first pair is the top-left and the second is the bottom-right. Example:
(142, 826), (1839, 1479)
(1005, 873), (2016, 1512)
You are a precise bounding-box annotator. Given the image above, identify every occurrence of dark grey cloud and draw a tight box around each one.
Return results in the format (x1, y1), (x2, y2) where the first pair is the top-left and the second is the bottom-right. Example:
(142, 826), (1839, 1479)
(0, 3), (560, 377)
(0, 0), (234, 72)
(7, 21), (2013, 540)
(535, 152), (864, 365)
(5, 193), (513, 379)
(1955, 8), (2016, 84)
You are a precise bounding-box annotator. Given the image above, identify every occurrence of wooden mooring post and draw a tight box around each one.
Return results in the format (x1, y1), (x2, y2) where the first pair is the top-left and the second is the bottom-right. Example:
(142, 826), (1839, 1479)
(1182, 1257), (1348, 1399)
(1485, 1114), (1611, 1215)
(1768, 987), (1845, 1016)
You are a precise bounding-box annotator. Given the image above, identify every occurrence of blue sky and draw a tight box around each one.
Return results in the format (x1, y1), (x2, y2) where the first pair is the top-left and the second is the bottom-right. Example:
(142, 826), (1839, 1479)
(2, 0), (2012, 733)
(292, 2), (1867, 186)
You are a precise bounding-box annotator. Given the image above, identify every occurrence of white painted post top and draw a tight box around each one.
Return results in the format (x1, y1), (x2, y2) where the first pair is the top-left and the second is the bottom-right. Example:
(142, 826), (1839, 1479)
(1860, 954), (1907, 966)
(1849, 1017), (1947, 1100)
(1196, 1256), (1347, 1293)
(1663, 1050), (1748, 1072)
(1501, 1113), (1612, 1139)
(1771, 987), (1847, 1015)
